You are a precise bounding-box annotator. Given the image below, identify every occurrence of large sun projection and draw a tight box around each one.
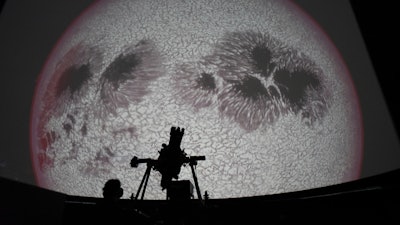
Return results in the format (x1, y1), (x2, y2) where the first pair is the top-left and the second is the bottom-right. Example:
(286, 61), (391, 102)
(30, 0), (362, 199)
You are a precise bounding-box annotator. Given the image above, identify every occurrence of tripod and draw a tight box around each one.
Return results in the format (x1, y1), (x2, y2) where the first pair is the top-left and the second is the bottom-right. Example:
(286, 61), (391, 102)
(134, 161), (153, 200)
(130, 126), (205, 201)
(132, 156), (205, 201)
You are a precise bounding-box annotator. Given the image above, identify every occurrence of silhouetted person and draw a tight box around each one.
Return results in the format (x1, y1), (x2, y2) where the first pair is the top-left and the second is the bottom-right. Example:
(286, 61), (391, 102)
(102, 179), (123, 202)
(93, 179), (126, 224)
(96, 179), (158, 225)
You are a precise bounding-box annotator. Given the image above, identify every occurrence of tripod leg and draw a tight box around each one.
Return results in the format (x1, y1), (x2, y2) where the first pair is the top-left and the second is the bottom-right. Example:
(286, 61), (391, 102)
(135, 165), (151, 200)
(141, 166), (151, 200)
(190, 164), (202, 201)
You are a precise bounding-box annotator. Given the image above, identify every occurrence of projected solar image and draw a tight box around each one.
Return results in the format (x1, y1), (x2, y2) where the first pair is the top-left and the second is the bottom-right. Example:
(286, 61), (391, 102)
(30, 0), (362, 199)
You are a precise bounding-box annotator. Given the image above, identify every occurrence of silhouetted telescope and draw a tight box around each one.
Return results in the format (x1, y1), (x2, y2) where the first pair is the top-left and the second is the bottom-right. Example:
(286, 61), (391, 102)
(130, 126), (206, 200)
(130, 155), (205, 168)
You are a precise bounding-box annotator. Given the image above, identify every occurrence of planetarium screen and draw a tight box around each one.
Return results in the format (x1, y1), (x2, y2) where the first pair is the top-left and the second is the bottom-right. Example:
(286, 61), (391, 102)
(1, 0), (399, 199)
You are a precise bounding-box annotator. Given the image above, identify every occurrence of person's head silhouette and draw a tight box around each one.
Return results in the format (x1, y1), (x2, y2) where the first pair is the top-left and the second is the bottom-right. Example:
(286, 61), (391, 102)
(102, 179), (123, 201)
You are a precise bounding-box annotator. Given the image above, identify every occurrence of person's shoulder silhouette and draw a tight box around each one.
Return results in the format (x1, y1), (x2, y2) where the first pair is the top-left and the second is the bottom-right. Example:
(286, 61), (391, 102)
(95, 179), (156, 225)
(94, 179), (126, 223)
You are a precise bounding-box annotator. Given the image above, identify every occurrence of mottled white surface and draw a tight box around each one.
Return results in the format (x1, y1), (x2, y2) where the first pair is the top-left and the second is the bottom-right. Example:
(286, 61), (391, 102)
(31, 0), (362, 199)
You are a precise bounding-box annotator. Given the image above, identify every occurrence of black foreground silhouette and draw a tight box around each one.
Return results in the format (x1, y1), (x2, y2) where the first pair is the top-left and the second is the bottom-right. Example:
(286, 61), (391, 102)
(1, 126), (400, 225)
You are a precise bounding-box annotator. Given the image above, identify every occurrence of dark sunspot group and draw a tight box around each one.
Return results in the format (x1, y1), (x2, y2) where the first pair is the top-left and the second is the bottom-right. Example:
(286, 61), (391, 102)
(38, 30), (333, 174)
(99, 40), (164, 115)
(47, 31), (330, 134)
(39, 40), (164, 171)
(174, 31), (331, 131)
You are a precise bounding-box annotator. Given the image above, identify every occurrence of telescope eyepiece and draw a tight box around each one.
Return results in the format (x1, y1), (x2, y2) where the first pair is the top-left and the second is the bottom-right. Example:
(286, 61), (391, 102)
(130, 156), (139, 168)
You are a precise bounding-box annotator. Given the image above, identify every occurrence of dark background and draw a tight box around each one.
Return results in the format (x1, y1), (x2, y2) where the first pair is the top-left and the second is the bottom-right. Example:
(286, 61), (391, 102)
(296, 0), (400, 177)
(354, 0), (400, 177)
(0, 0), (399, 189)
(350, 0), (400, 135)
(0, 0), (95, 185)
